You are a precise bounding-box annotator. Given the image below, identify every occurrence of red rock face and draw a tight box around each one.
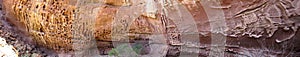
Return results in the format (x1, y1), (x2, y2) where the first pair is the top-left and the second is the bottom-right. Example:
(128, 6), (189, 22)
(178, 0), (300, 56)
(2, 0), (300, 56)
(96, 0), (300, 56)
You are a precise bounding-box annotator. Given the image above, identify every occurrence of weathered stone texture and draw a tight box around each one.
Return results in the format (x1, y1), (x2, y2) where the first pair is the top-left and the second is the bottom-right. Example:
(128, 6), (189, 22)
(2, 0), (300, 56)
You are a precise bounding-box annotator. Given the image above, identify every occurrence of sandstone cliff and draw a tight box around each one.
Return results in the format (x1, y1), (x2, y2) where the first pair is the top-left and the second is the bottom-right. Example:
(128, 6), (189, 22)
(2, 0), (300, 56)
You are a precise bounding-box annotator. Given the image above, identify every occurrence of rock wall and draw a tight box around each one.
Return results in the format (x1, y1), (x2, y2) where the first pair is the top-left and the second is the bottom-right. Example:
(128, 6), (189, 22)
(2, 0), (300, 56)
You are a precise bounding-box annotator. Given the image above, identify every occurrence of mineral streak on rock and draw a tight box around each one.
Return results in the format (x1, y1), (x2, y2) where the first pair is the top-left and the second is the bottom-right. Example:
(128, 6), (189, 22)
(72, 0), (101, 56)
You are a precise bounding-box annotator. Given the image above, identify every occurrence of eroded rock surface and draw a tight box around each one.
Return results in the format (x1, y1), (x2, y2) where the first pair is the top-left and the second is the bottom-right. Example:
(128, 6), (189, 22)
(2, 0), (300, 57)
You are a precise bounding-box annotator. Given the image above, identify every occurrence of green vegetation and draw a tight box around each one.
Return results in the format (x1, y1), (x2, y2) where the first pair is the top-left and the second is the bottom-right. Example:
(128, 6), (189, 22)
(108, 44), (143, 57)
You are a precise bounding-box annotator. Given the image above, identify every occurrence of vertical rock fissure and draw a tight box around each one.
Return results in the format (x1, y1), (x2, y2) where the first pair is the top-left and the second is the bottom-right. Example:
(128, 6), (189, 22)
(200, 0), (228, 57)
